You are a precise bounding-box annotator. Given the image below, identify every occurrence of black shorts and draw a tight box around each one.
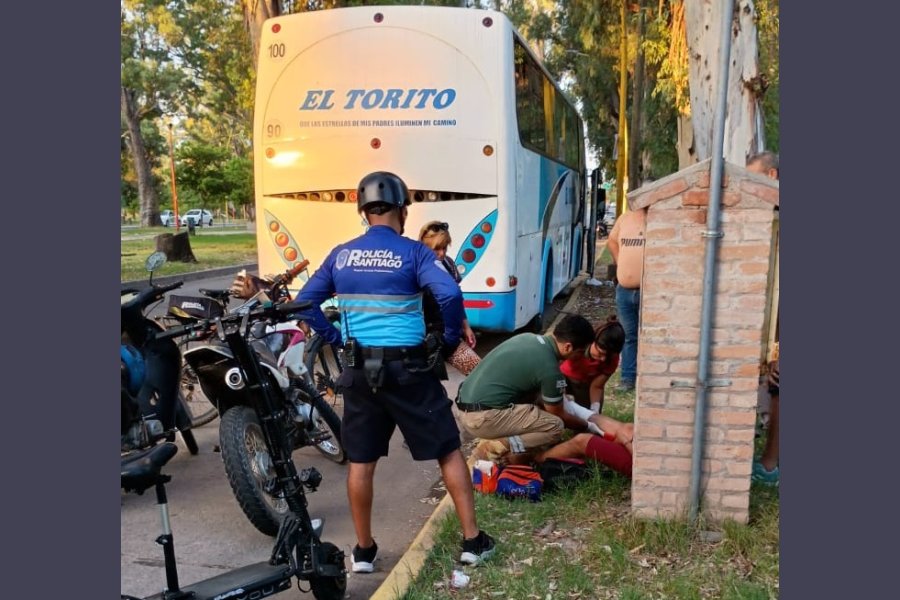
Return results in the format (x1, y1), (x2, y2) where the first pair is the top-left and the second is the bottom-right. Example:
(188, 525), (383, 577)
(336, 359), (461, 463)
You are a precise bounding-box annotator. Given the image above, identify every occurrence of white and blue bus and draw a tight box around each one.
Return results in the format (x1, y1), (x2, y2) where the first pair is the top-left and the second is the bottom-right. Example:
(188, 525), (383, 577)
(253, 5), (586, 331)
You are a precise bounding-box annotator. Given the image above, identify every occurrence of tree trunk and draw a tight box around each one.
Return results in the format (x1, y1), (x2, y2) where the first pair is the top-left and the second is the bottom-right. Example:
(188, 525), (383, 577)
(241, 0), (281, 68)
(676, 113), (697, 169)
(628, 2), (648, 189)
(155, 232), (197, 263)
(121, 86), (159, 228)
(685, 0), (761, 165)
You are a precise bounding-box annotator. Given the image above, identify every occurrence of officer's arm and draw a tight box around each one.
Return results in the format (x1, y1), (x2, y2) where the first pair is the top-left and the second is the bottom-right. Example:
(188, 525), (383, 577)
(295, 252), (342, 347)
(415, 245), (464, 349)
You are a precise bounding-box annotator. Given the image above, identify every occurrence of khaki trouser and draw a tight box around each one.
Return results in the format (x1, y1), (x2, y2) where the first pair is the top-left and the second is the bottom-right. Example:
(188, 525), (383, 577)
(458, 403), (564, 453)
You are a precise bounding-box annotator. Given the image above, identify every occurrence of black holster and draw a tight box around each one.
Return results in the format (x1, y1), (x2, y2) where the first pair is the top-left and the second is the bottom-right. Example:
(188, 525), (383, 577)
(363, 347), (385, 391)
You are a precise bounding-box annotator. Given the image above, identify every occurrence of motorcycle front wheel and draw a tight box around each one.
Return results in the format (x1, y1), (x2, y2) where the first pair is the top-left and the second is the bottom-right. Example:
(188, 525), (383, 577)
(219, 406), (290, 537)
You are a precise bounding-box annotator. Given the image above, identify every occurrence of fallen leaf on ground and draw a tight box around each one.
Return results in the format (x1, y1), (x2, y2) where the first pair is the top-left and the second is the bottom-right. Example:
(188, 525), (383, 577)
(536, 521), (556, 537)
(629, 544), (645, 554)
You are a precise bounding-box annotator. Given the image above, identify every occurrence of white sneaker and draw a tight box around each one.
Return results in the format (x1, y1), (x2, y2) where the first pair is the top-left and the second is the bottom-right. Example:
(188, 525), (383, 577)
(351, 541), (378, 573)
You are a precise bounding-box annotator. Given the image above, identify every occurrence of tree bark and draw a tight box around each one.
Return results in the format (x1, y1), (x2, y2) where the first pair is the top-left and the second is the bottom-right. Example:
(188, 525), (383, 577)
(121, 86), (160, 228)
(677, 112), (697, 169)
(241, 0), (282, 69)
(155, 232), (197, 263)
(628, 1), (648, 189)
(685, 0), (761, 165)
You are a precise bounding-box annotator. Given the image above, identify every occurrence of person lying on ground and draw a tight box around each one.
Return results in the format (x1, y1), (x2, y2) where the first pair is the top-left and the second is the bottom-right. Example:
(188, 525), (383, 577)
(535, 414), (635, 478)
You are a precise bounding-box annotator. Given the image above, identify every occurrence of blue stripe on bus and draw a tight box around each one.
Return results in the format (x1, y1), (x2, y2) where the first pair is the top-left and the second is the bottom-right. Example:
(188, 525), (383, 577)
(462, 290), (517, 332)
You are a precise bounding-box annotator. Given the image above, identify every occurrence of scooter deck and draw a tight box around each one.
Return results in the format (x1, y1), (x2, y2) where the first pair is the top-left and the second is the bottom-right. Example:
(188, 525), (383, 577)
(144, 561), (293, 600)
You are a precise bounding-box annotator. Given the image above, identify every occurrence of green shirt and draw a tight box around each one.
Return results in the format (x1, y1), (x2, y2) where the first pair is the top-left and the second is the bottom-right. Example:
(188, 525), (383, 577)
(458, 333), (567, 409)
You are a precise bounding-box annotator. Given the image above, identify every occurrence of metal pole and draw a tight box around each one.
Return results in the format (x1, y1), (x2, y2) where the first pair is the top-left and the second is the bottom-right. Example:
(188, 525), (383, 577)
(168, 122), (180, 231)
(688, 0), (735, 523)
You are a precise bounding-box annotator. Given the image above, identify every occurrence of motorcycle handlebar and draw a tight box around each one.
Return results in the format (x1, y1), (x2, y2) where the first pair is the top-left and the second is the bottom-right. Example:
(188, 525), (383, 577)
(153, 299), (313, 342)
(270, 259), (310, 287)
(121, 281), (184, 312)
(156, 281), (184, 295)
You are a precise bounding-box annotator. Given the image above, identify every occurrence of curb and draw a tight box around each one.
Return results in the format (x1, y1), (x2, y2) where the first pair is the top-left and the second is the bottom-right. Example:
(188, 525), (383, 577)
(368, 486), (457, 600)
(121, 263), (258, 290)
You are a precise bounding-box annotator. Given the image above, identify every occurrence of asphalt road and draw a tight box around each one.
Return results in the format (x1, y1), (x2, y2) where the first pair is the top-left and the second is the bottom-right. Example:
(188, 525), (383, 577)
(121, 271), (572, 599)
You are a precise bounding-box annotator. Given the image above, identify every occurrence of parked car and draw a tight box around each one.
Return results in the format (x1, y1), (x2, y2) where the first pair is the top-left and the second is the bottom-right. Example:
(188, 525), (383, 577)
(180, 209), (213, 227)
(159, 210), (176, 227)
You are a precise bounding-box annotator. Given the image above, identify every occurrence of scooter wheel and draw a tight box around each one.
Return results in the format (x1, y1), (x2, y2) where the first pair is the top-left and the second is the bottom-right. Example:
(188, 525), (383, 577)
(308, 542), (347, 600)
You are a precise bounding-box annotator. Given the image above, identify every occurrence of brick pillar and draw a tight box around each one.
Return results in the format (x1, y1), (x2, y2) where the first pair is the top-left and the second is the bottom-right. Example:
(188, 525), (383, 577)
(628, 159), (779, 524)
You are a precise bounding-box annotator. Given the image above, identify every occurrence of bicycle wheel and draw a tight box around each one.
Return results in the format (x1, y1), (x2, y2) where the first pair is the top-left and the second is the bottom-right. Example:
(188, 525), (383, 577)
(303, 334), (343, 408)
(178, 338), (219, 427)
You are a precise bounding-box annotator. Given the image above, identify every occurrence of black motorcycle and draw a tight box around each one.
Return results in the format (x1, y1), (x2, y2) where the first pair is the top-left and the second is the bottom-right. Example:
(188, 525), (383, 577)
(177, 263), (346, 537)
(120, 298), (346, 600)
(121, 252), (198, 456)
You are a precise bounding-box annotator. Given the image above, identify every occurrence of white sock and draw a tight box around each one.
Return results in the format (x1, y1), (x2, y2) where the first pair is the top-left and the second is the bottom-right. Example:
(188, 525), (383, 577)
(563, 397), (597, 421)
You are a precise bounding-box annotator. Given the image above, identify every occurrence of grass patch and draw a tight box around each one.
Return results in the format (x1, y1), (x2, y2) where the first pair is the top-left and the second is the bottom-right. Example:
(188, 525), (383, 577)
(121, 231), (258, 282)
(402, 378), (778, 600)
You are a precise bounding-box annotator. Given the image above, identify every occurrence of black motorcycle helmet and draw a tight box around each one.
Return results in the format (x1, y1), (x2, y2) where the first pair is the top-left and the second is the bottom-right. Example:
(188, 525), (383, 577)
(357, 171), (411, 213)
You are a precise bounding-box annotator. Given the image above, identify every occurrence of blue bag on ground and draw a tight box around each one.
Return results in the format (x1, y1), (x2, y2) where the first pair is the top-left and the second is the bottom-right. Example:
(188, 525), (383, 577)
(495, 464), (543, 502)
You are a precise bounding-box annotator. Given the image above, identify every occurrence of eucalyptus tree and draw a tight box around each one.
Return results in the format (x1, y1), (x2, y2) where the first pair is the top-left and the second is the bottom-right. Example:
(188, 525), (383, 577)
(121, 0), (197, 226)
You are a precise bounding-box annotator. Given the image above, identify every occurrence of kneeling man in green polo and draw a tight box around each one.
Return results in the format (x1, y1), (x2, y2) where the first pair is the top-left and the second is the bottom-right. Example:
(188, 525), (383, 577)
(456, 315), (596, 463)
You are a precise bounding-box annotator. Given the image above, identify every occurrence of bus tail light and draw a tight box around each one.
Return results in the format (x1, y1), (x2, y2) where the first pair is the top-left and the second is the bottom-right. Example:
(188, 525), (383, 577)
(464, 299), (495, 309)
(486, 277), (496, 287)
(264, 210), (309, 283)
(509, 276), (518, 287)
(453, 209), (498, 281)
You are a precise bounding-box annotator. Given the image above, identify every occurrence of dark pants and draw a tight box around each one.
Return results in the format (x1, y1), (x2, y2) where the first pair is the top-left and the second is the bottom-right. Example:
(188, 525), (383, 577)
(337, 359), (461, 462)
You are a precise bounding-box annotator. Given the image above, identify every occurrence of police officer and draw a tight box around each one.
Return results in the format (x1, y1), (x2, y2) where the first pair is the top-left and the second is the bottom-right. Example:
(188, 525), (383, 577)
(297, 171), (495, 573)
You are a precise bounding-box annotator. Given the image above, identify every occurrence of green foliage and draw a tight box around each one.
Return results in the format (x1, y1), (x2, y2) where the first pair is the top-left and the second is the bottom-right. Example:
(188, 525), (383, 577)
(120, 0), (778, 218)
(756, 0), (779, 152)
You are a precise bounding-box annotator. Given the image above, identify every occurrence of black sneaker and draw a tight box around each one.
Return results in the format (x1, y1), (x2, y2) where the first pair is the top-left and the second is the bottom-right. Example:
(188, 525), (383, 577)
(351, 541), (378, 573)
(460, 530), (496, 565)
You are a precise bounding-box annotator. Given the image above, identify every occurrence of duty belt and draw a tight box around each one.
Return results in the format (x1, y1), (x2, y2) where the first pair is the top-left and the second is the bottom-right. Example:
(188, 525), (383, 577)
(348, 344), (427, 366)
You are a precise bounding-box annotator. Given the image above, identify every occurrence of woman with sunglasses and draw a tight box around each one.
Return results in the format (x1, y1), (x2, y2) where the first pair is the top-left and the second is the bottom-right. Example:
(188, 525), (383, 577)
(419, 220), (480, 375)
(559, 315), (626, 414)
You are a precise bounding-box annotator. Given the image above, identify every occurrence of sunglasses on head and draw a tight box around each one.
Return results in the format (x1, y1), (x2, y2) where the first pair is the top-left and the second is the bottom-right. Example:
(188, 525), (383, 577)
(427, 222), (449, 233)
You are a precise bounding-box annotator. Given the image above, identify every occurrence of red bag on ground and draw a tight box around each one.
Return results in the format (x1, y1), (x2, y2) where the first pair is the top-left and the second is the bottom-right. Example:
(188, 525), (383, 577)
(472, 461), (500, 494)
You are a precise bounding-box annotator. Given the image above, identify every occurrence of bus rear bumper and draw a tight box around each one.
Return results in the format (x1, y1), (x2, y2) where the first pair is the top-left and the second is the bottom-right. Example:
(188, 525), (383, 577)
(462, 291), (516, 332)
